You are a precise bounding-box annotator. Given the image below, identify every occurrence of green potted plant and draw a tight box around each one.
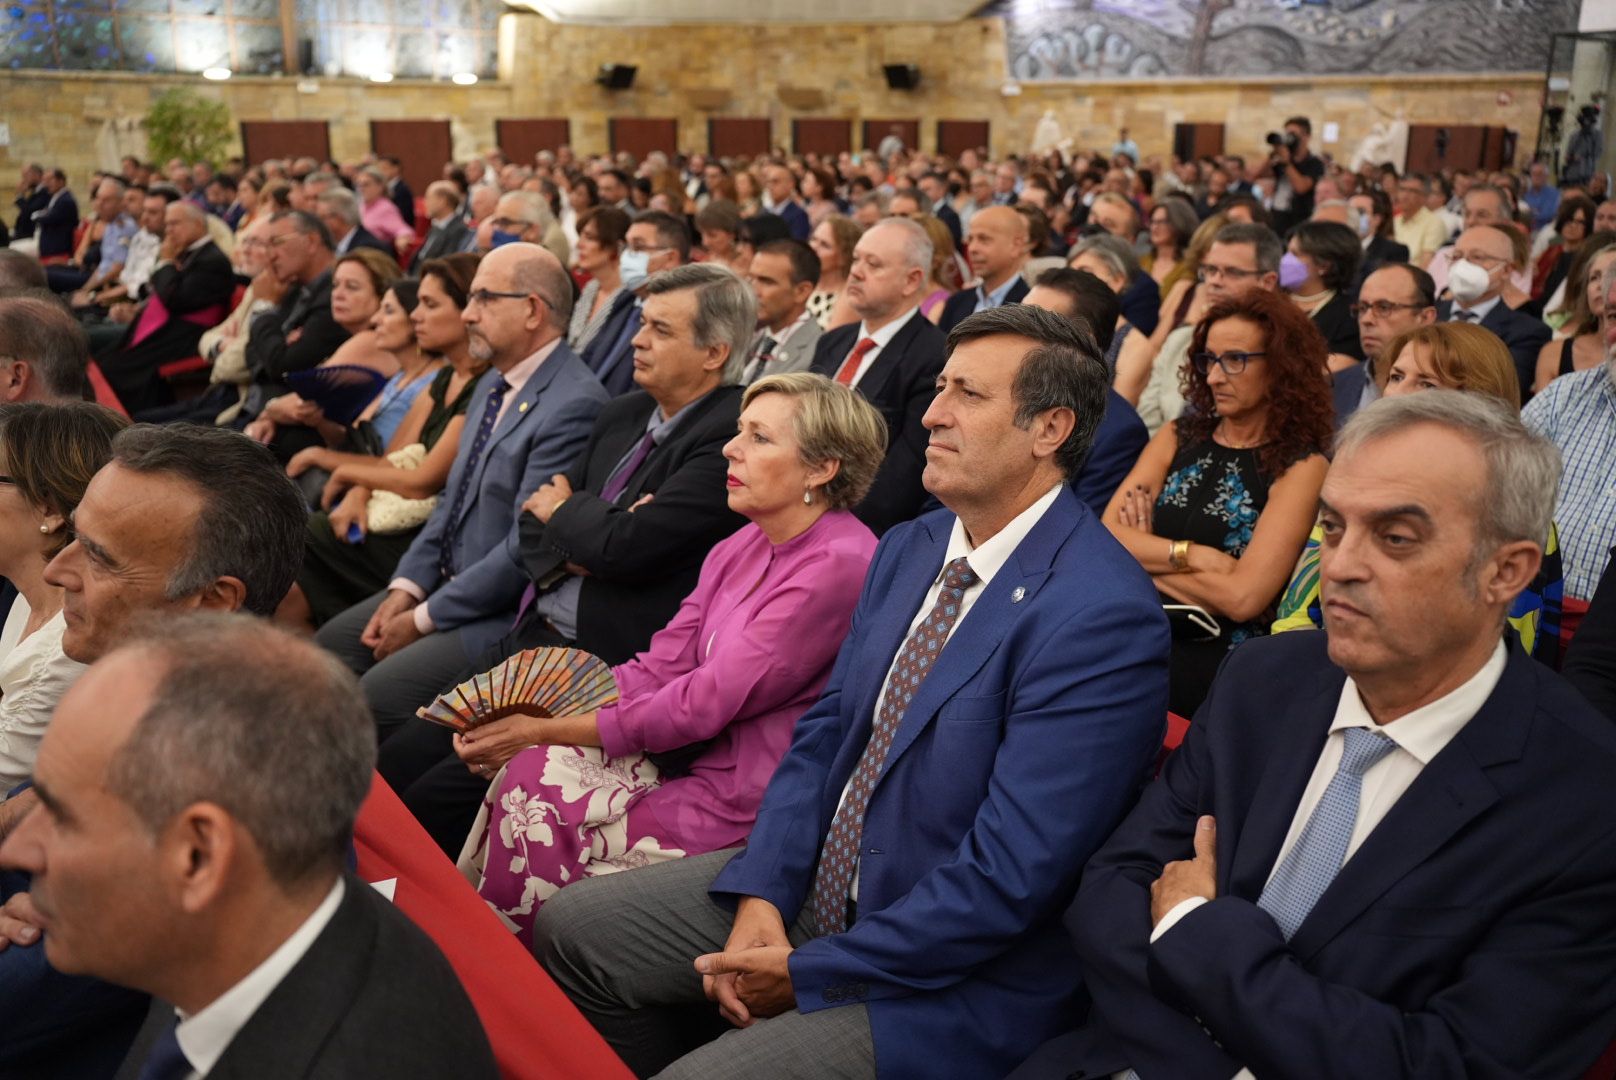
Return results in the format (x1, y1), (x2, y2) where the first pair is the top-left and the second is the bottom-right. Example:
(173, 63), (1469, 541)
(144, 87), (234, 166)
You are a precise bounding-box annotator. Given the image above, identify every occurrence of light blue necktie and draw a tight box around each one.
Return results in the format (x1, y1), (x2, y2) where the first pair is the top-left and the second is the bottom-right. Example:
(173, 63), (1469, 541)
(1122, 728), (1396, 1079)
(1257, 726), (1397, 941)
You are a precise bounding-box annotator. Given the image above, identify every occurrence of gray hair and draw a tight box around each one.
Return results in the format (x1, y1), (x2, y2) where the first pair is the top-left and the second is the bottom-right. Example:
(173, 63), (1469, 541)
(499, 189), (552, 228)
(944, 305), (1109, 479)
(105, 612), (376, 886)
(892, 188), (933, 215)
(272, 209), (332, 250)
(358, 165), (386, 187)
(641, 262), (757, 385)
(0, 293), (90, 400)
(0, 250), (48, 291)
(868, 216), (934, 275)
(1212, 221), (1284, 274)
(1336, 390), (1561, 562)
(109, 425), (306, 616)
(315, 186), (361, 228)
(1071, 233), (1140, 283)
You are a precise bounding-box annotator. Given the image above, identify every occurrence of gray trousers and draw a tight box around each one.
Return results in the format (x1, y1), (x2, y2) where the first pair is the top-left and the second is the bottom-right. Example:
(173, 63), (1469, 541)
(535, 849), (875, 1080)
(315, 590), (477, 740)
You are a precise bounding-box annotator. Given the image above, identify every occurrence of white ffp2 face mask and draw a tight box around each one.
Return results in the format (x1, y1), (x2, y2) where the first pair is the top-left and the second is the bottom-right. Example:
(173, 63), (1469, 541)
(1447, 259), (1495, 306)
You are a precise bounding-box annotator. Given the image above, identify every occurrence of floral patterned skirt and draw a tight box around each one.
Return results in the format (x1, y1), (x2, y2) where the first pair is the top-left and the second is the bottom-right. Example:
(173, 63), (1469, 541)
(457, 744), (687, 945)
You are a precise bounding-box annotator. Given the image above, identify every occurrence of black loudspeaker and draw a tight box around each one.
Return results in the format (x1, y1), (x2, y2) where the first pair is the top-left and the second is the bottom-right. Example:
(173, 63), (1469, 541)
(297, 37), (315, 75)
(597, 64), (637, 90)
(1172, 123), (1195, 163)
(883, 64), (919, 90)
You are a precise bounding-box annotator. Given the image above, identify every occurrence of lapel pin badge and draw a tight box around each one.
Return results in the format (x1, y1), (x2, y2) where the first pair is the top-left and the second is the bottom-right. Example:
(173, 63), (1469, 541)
(518, 401), (530, 413)
(1010, 586), (1026, 604)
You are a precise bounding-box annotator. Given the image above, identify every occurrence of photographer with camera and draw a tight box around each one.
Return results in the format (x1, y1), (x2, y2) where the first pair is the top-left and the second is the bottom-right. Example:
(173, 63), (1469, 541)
(1257, 116), (1324, 235)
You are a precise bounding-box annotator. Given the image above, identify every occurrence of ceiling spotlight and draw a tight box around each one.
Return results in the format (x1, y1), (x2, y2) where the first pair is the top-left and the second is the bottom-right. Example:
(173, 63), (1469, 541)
(368, 71), (394, 83)
(452, 71), (478, 86)
(202, 66), (232, 80)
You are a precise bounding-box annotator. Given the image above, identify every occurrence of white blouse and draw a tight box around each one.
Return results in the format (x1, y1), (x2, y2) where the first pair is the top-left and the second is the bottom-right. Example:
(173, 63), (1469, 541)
(0, 599), (85, 791)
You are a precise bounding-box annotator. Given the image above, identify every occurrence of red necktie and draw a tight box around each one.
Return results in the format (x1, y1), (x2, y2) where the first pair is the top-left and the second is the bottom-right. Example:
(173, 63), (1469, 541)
(834, 337), (879, 387)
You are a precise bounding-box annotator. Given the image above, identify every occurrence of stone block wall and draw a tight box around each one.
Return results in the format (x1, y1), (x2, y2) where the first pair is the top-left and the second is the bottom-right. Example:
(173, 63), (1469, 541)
(0, 13), (1545, 187)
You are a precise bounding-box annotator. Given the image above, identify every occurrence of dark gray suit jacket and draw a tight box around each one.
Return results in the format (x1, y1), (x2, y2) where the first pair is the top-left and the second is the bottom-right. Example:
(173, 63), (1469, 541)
(409, 217), (473, 271)
(115, 875), (496, 1079)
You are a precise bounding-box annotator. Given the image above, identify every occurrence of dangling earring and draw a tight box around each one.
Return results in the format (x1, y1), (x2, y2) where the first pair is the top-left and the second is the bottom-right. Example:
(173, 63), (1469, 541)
(803, 487), (813, 505)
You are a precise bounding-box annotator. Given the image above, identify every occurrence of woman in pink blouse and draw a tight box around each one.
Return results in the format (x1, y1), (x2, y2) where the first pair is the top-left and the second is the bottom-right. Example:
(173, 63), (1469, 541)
(455, 373), (887, 942)
(354, 166), (409, 252)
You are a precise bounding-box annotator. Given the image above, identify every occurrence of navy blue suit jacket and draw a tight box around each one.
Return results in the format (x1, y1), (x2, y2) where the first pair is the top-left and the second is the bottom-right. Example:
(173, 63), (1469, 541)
(777, 200), (811, 241)
(1074, 389), (1148, 516)
(577, 290), (642, 398)
(394, 343), (608, 655)
(1331, 360), (1369, 430)
(1013, 631), (1616, 1080)
(1437, 299), (1551, 406)
(937, 277), (1030, 334)
(34, 190), (78, 259)
(712, 487), (1170, 1080)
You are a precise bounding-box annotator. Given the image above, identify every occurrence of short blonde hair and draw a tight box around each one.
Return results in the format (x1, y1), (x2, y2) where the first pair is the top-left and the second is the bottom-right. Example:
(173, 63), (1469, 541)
(1375, 323), (1521, 407)
(742, 372), (888, 511)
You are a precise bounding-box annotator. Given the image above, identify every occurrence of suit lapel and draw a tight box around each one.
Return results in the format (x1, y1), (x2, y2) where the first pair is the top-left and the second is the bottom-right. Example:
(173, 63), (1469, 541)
(454, 347), (569, 525)
(876, 490), (1079, 782)
(854, 313), (923, 403)
(1287, 641), (1533, 959)
(811, 326), (858, 377)
(1225, 677), (1340, 900)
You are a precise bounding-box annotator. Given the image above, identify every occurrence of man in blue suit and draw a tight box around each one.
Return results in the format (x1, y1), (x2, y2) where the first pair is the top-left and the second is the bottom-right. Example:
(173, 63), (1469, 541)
(536, 305), (1170, 1079)
(1013, 391), (1616, 1079)
(317, 243), (608, 737)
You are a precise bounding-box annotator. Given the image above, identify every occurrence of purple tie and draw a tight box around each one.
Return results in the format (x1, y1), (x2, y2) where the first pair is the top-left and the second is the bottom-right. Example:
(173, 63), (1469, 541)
(804, 556), (979, 934)
(514, 428), (658, 626)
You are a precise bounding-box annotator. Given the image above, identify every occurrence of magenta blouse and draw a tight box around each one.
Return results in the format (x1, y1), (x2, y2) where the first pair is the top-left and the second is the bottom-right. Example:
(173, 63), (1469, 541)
(595, 509), (876, 854)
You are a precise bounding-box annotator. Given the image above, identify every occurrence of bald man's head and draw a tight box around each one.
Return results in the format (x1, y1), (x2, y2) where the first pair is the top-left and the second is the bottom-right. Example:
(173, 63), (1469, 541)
(964, 205), (1030, 290)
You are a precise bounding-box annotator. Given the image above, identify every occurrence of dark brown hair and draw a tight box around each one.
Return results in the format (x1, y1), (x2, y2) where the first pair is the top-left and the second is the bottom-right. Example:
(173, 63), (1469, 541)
(0, 402), (130, 557)
(1178, 289), (1334, 477)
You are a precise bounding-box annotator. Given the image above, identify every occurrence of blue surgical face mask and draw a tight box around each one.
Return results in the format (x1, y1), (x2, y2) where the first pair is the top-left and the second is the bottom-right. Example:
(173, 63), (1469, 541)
(619, 248), (652, 289)
(490, 229), (523, 249)
(1355, 209), (1372, 238)
(1278, 251), (1310, 292)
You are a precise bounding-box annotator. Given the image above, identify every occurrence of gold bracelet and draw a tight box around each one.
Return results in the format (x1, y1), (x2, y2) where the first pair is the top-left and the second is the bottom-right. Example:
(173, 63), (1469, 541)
(1170, 538), (1192, 573)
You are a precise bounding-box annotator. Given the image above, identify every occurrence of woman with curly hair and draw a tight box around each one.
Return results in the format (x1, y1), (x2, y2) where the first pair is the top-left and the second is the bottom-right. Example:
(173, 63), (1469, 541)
(1103, 289), (1333, 715)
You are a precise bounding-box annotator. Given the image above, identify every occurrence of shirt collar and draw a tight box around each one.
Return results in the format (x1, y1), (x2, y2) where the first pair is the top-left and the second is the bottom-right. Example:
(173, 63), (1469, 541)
(977, 273), (1021, 307)
(766, 308), (814, 348)
(646, 387), (715, 444)
(857, 304), (922, 351)
(938, 483), (1064, 591)
(500, 336), (562, 395)
(175, 878), (345, 1076)
(1330, 639), (1507, 765)
(1456, 294), (1502, 323)
(185, 235), (212, 255)
(338, 227), (357, 251)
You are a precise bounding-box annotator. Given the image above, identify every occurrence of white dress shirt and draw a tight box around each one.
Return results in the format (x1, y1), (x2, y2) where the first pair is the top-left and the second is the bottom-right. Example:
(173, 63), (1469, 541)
(840, 483), (1064, 901)
(840, 304), (922, 389)
(120, 229), (162, 297)
(0, 602), (85, 790)
(390, 338), (562, 632)
(1138, 641), (1508, 1080)
(172, 879), (345, 1079)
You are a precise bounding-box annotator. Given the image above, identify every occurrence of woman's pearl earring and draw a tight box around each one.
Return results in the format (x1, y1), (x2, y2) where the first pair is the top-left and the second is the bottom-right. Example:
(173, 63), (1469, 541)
(39, 524), (50, 534)
(803, 487), (813, 505)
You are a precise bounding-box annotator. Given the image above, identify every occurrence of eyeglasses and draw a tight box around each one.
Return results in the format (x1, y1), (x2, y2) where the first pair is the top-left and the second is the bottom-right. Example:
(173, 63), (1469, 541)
(1190, 350), (1266, 376)
(465, 288), (534, 307)
(1351, 300), (1430, 319)
(1196, 264), (1264, 283)
(1451, 250), (1507, 268)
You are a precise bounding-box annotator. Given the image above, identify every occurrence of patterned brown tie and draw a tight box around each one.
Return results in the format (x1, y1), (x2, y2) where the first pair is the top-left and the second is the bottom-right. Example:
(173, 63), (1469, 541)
(804, 556), (979, 934)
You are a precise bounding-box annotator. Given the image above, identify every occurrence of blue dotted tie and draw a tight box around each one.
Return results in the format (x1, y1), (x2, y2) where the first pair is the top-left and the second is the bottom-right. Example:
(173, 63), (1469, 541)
(437, 375), (509, 581)
(1257, 726), (1397, 941)
(804, 557), (978, 934)
(137, 1014), (191, 1080)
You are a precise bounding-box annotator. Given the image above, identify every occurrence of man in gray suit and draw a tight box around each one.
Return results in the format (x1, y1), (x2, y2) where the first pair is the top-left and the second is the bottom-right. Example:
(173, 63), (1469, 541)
(740, 239), (823, 385)
(408, 180), (474, 271)
(317, 243), (609, 737)
(0, 613), (495, 1080)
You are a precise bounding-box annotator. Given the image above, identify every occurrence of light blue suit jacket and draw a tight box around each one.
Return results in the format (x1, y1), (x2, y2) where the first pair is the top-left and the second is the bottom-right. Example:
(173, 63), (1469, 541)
(393, 341), (607, 655)
(711, 484), (1170, 1079)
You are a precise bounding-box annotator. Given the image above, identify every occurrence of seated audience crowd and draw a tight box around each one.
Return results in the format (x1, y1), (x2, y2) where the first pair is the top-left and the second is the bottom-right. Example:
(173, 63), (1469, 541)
(1, 124), (1615, 1080)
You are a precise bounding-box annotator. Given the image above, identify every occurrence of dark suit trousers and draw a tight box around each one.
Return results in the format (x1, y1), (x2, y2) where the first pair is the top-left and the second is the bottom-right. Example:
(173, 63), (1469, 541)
(376, 617), (569, 856)
(536, 851), (874, 1080)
